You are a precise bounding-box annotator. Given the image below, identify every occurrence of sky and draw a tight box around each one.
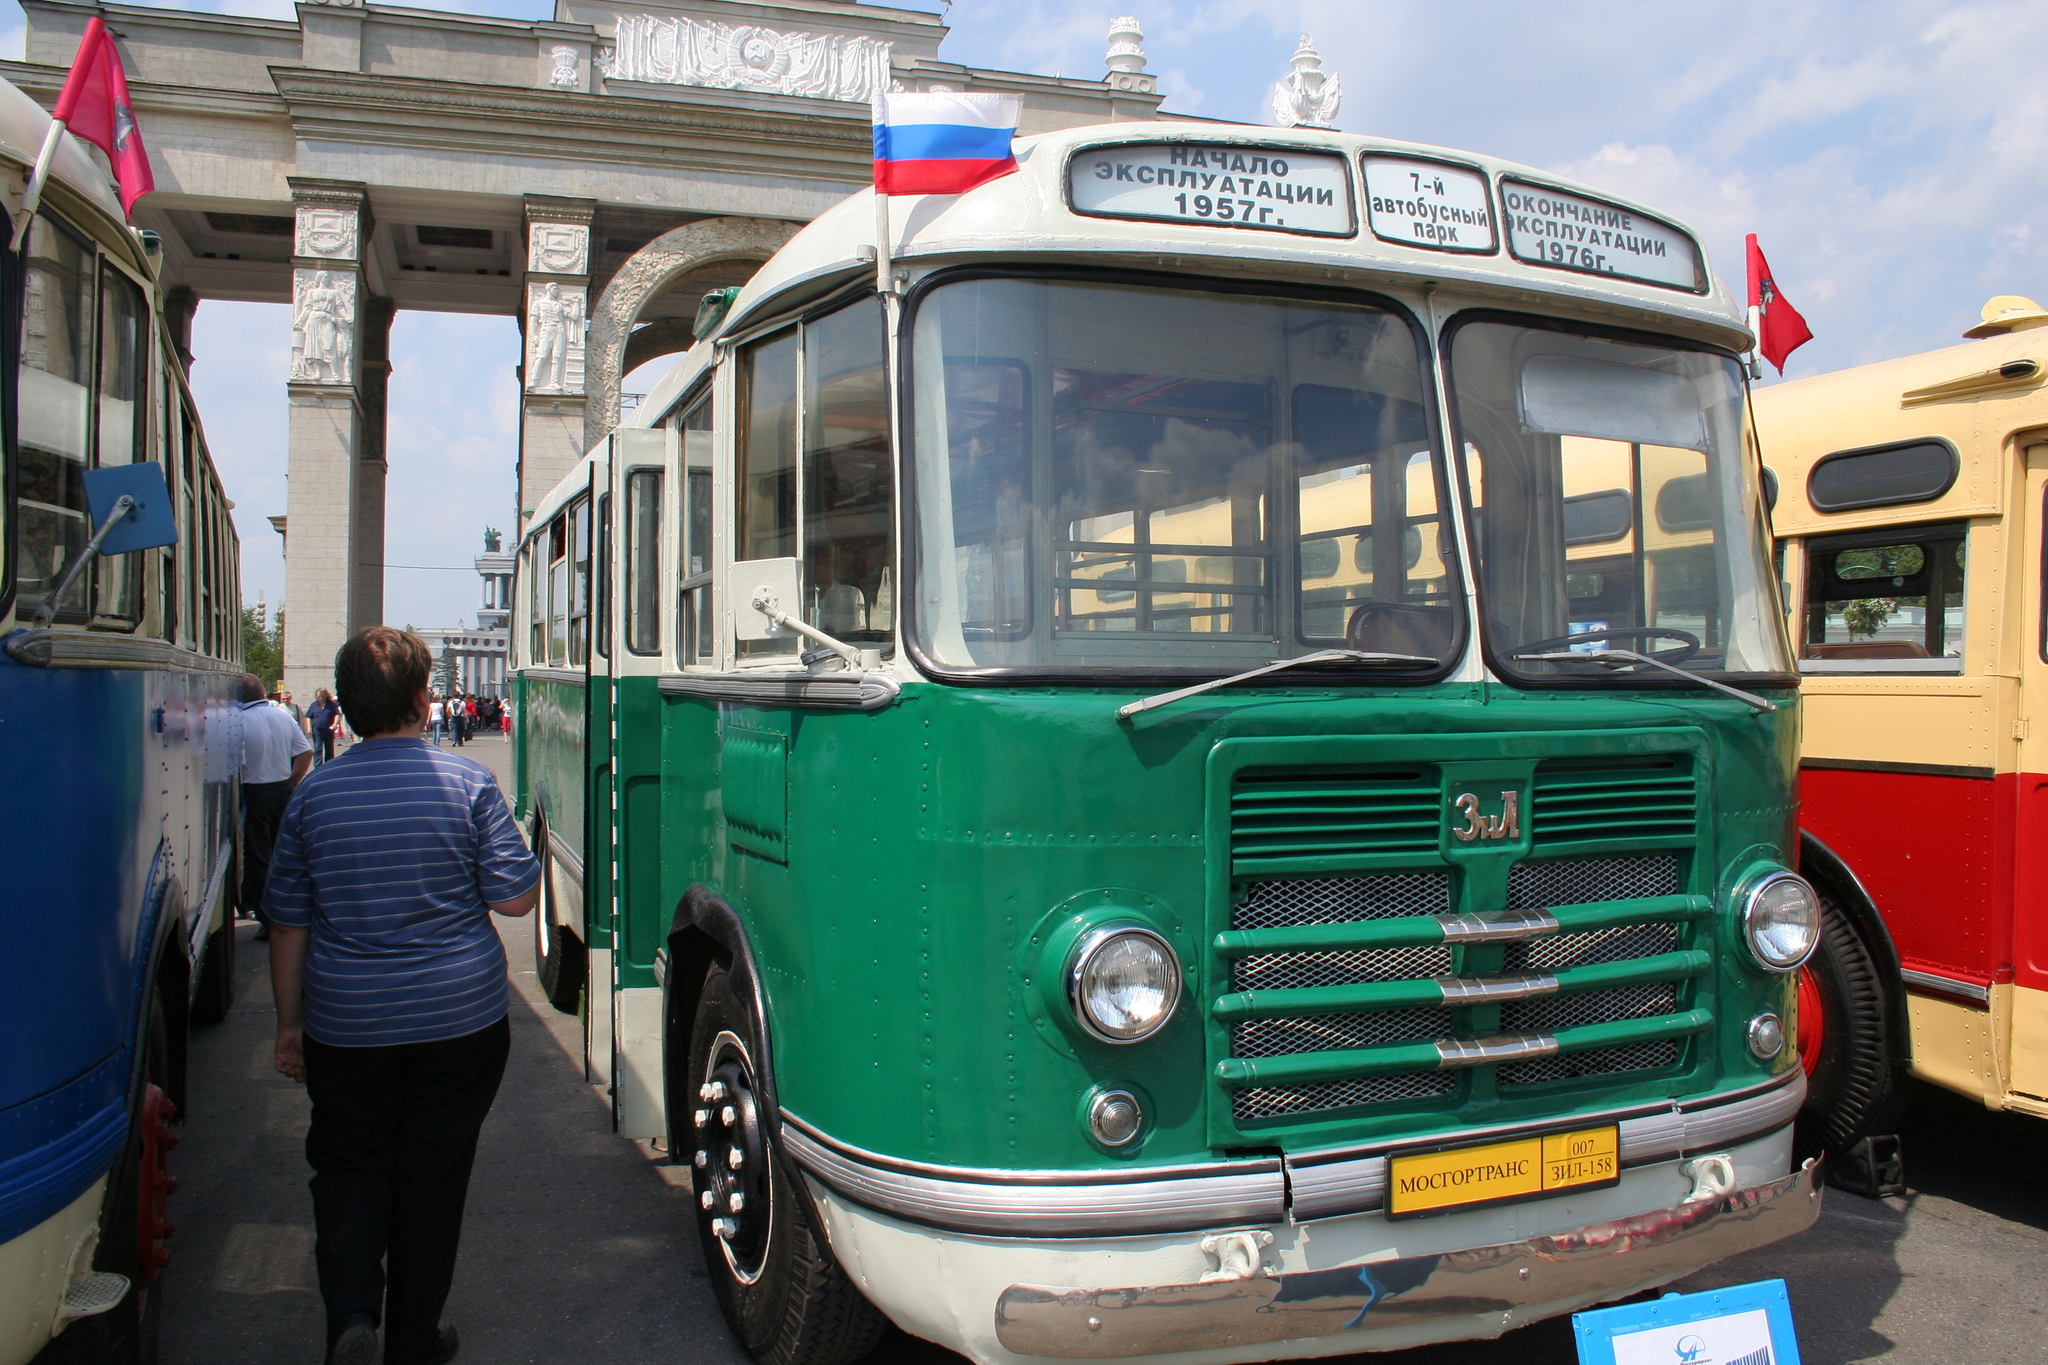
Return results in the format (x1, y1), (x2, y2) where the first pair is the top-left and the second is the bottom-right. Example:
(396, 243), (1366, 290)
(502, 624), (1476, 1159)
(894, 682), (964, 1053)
(6, 0), (2045, 628)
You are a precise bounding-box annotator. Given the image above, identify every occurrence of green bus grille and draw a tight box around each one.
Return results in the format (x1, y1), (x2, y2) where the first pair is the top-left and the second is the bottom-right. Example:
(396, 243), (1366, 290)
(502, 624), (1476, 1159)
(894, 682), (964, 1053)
(1530, 757), (1697, 845)
(1228, 769), (1440, 870)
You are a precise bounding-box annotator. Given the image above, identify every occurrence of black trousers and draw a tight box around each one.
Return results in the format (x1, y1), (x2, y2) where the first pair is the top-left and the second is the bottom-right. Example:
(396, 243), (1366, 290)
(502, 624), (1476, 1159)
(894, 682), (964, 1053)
(304, 1016), (510, 1364)
(241, 778), (292, 920)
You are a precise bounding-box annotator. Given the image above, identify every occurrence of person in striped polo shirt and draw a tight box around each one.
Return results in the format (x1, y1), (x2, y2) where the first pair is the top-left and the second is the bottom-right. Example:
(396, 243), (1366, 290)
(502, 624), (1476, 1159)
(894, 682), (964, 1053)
(266, 626), (540, 1365)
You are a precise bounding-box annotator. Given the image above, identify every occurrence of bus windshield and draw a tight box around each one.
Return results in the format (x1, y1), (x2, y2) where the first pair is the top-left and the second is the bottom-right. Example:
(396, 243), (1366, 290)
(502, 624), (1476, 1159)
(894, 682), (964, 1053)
(1446, 317), (1793, 681)
(909, 275), (1460, 673)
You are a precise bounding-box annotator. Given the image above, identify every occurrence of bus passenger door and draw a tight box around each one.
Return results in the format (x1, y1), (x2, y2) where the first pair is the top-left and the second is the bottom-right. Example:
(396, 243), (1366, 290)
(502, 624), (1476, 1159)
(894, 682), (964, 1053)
(607, 426), (674, 1138)
(582, 449), (613, 1090)
(2010, 441), (2048, 1106)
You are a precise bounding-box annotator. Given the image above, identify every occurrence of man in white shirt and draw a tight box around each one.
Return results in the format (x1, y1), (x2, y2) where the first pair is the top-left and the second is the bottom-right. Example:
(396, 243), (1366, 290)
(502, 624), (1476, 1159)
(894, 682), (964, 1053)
(240, 673), (313, 941)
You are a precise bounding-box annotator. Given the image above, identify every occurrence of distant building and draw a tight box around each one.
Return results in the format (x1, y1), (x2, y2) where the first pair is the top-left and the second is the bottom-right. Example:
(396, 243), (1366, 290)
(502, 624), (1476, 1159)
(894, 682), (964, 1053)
(417, 537), (516, 697)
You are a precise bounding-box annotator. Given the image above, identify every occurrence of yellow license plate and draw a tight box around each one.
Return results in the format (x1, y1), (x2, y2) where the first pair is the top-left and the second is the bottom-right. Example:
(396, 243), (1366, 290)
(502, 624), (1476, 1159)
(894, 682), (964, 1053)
(1386, 1124), (1619, 1219)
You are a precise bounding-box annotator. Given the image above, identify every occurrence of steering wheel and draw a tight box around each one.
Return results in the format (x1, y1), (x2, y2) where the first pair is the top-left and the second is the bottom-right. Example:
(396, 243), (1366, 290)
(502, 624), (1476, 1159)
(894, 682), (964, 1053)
(1519, 626), (1702, 665)
(1346, 601), (1450, 655)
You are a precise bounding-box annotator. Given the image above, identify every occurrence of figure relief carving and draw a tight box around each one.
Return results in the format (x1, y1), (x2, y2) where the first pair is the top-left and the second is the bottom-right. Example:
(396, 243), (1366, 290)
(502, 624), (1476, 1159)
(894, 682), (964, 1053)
(603, 16), (892, 103)
(526, 281), (586, 395)
(291, 269), (356, 384)
(549, 45), (580, 89)
(295, 207), (359, 261)
(1271, 33), (1341, 129)
(527, 222), (591, 276)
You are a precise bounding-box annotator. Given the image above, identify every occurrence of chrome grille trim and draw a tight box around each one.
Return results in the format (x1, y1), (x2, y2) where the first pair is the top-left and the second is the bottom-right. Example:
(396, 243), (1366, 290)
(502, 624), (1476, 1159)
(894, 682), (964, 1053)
(1436, 972), (1559, 1004)
(1436, 908), (1561, 942)
(1435, 1033), (1560, 1067)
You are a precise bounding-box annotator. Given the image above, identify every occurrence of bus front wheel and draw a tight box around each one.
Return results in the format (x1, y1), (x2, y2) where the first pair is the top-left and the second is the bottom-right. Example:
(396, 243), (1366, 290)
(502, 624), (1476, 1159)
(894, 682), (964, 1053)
(1794, 886), (1912, 1162)
(687, 964), (885, 1365)
(532, 819), (584, 1015)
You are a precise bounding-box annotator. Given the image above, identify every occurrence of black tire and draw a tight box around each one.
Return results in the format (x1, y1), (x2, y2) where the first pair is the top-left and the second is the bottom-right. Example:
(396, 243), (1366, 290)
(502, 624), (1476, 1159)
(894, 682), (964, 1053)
(1796, 886), (1914, 1162)
(35, 994), (173, 1365)
(687, 965), (885, 1365)
(188, 914), (235, 1027)
(532, 820), (585, 1015)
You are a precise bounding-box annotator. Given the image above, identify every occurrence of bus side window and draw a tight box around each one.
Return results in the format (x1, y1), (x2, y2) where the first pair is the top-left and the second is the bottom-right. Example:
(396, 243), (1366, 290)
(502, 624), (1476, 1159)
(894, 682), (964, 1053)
(625, 469), (663, 655)
(1800, 522), (1966, 672)
(94, 263), (146, 628)
(676, 392), (713, 664)
(569, 496), (592, 665)
(738, 329), (798, 658)
(802, 296), (891, 644)
(596, 491), (610, 660)
(526, 539), (544, 665)
(15, 214), (95, 623)
(547, 512), (568, 665)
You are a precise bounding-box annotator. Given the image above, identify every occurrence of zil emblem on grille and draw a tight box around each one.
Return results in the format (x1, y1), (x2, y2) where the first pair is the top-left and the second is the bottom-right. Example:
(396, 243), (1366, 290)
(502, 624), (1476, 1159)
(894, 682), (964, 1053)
(1452, 791), (1520, 842)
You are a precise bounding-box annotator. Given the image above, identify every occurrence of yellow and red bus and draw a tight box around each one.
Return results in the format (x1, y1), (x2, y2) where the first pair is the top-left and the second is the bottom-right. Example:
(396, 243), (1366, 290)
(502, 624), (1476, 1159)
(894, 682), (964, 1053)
(1758, 294), (2048, 1153)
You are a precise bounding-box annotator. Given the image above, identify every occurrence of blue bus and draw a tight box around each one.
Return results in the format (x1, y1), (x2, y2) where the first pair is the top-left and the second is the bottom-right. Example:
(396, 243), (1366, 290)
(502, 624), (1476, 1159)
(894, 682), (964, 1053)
(0, 78), (243, 1364)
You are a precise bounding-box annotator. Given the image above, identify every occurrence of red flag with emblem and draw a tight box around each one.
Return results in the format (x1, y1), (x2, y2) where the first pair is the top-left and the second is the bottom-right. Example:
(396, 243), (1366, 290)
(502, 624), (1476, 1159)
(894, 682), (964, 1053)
(51, 17), (154, 214)
(1745, 234), (1812, 374)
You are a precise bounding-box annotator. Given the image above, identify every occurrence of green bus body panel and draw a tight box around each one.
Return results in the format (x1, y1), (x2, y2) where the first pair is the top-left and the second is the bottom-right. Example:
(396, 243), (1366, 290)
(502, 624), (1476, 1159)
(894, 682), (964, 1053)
(512, 677), (1801, 1175)
(516, 675), (586, 867)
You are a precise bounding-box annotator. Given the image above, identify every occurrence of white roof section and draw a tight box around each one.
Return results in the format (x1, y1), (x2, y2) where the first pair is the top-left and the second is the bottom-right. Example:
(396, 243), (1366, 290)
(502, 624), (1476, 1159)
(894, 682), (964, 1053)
(643, 122), (1749, 399)
(0, 77), (127, 229)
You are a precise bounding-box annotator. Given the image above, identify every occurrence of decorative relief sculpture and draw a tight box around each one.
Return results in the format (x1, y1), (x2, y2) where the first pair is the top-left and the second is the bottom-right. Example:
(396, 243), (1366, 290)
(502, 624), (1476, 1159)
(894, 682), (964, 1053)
(549, 45), (580, 89)
(600, 16), (892, 103)
(527, 222), (590, 276)
(526, 281), (586, 394)
(1104, 17), (1156, 94)
(295, 207), (358, 261)
(291, 269), (355, 384)
(1271, 34), (1341, 129)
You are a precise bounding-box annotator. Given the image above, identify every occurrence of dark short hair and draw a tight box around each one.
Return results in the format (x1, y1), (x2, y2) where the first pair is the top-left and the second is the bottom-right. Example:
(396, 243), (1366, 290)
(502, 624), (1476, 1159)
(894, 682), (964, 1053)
(334, 627), (431, 737)
(239, 673), (265, 703)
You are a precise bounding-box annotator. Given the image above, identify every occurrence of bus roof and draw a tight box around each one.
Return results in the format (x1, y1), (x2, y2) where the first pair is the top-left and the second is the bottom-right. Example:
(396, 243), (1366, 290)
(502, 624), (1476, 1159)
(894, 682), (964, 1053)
(1755, 320), (2048, 537)
(680, 122), (1747, 365)
(0, 78), (128, 233)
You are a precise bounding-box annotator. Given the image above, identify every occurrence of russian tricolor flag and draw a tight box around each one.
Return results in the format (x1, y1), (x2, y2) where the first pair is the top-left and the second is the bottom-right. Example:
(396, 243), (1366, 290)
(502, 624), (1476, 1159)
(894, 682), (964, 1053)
(872, 92), (1021, 197)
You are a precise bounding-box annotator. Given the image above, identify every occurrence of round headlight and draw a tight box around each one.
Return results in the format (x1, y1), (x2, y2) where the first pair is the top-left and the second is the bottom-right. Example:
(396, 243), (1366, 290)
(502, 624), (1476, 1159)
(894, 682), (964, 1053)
(1068, 927), (1181, 1043)
(1742, 873), (1820, 972)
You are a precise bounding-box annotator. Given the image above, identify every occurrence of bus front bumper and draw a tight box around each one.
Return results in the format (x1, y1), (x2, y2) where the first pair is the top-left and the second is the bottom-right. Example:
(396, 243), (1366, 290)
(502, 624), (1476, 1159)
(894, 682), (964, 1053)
(988, 1159), (1821, 1360)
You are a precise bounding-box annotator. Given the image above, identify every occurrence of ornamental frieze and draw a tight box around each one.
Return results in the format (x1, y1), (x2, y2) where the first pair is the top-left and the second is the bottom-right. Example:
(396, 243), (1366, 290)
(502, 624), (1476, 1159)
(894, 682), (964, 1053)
(599, 16), (892, 104)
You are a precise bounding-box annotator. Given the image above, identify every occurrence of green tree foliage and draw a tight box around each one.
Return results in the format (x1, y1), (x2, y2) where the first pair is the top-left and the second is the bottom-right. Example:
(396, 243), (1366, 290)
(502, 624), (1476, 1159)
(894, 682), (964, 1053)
(241, 605), (284, 685)
(436, 642), (458, 697)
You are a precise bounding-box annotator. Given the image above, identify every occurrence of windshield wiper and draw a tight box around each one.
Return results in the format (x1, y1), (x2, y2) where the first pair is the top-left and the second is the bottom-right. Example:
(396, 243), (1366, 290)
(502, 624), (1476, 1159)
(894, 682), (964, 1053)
(1511, 648), (1778, 714)
(1117, 648), (1436, 721)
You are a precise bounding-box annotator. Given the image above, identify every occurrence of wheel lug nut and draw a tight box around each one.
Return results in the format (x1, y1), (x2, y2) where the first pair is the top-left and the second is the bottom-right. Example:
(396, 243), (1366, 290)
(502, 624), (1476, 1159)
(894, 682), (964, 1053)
(727, 1146), (744, 1169)
(728, 1192), (745, 1212)
(699, 1081), (727, 1102)
(693, 1109), (709, 1129)
(711, 1217), (736, 1239)
(700, 1190), (715, 1210)
(720, 1105), (736, 1126)
(693, 1150), (708, 1169)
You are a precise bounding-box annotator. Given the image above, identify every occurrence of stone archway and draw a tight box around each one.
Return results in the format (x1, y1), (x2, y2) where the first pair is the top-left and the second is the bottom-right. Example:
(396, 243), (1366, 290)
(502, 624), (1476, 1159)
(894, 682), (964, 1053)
(585, 216), (801, 449)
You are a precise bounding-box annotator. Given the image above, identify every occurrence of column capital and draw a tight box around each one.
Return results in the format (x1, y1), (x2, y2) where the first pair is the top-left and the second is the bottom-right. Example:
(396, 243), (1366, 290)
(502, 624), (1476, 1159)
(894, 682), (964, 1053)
(522, 194), (598, 229)
(290, 178), (370, 265)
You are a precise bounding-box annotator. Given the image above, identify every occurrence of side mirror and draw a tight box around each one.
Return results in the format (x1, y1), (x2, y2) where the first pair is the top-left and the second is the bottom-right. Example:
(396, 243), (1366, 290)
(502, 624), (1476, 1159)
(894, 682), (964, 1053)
(87, 462), (179, 555)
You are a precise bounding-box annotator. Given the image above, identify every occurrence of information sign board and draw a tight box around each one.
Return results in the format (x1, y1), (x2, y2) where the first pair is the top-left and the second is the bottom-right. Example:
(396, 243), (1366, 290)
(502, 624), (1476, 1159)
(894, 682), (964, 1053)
(1362, 155), (1496, 253)
(1573, 1280), (1802, 1365)
(1068, 143), (1355, 237)
(1501, 178), (1703, 291)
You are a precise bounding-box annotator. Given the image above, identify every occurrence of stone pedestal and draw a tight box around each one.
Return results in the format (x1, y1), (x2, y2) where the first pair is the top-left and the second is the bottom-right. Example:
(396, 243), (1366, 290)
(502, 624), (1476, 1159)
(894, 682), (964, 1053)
(282, 179), (378, 701)
(518, 195), (596, 524)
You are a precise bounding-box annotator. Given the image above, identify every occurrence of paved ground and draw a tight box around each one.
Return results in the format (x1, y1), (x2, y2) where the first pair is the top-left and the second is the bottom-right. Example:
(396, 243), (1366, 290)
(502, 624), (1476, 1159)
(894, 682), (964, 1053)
(161, 732), (2048, 1364)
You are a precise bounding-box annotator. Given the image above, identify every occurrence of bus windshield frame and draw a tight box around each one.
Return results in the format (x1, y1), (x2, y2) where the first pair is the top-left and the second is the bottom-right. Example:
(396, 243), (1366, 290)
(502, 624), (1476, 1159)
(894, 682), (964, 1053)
(901, 267), (1466, 685)
(1442, 309), (1796, 691)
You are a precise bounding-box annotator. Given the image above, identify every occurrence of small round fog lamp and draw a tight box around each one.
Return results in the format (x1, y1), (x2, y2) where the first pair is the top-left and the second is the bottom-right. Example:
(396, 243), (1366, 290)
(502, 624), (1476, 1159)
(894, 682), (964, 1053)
(1068, 927), (1182, 1043)
(1088, 1089), (1144, 1147)
(1747, 1011), (1785, 1059)
(1742, 873), (1821, 972)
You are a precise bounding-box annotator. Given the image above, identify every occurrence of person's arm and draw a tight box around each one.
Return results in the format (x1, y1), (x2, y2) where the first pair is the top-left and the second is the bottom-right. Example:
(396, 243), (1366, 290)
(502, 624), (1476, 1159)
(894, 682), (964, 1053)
(489, 884), (539, 918)
(289, 750), (312, 787)
(270, 922), (310, 1082)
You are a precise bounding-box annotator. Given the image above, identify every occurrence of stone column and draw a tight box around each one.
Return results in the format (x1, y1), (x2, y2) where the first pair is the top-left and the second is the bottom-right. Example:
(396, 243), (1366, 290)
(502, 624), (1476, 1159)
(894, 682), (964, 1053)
(518, 195), (596, 527)
(283, 178), (370, 702)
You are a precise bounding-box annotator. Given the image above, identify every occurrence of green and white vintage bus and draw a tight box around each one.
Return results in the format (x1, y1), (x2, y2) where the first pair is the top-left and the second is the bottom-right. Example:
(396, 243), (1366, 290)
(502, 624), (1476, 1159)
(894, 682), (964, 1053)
(512, 125), (1823, 1365)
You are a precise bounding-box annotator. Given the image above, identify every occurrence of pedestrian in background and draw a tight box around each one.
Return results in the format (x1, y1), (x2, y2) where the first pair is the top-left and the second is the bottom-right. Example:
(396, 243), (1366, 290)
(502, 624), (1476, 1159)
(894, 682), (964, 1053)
(427, 694), (445, 746)
(308, 688), (340, 766)
(283, 690), (305, 727)
(267, 627), (539, 1365)
(449, 692), (466, 748)
(238, 673), (312, 941)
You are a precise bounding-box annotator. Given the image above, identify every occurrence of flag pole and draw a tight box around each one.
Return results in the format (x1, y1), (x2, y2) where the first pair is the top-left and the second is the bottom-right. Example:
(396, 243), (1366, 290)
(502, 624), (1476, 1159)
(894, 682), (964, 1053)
(872, 95), (892, 296)
(10, 118), (66, 252)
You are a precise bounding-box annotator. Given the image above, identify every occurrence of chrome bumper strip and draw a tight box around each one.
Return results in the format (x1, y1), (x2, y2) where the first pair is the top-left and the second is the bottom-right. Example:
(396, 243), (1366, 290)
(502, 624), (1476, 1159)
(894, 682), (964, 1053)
(1288, 1070), (1804, 1220)
(779, 1071), (1806, 1236)
(994, 1160), (1824, 1359)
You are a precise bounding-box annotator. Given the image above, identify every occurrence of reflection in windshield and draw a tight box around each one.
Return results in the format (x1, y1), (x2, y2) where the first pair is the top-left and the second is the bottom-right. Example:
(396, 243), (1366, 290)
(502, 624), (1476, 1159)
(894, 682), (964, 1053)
(911, 277), (1457, 673)
(1447, 320), (1792, 679)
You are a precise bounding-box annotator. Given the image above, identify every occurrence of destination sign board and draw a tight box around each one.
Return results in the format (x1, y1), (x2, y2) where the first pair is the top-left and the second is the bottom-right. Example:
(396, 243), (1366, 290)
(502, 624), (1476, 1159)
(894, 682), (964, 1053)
(1500, 179), (1703, 291)
(1362, 155), (1496, 253)
(1068, 143), (1355, 237)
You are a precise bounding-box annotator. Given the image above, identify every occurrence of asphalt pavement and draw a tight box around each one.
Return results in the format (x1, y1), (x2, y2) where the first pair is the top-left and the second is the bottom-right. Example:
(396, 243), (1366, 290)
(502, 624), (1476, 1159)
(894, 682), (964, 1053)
(160, 732), (2048, 1364)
